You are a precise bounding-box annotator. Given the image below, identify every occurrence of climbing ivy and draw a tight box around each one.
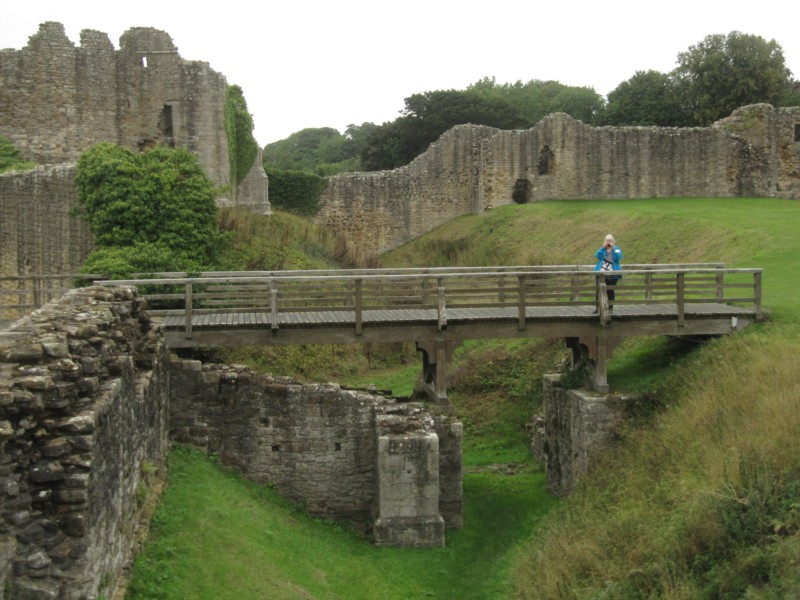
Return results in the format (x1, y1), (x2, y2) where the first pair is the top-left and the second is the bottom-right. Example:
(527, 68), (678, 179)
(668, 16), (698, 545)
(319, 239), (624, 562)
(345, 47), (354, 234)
(75, 142), (229, 277)
(224, 85), (259, 186)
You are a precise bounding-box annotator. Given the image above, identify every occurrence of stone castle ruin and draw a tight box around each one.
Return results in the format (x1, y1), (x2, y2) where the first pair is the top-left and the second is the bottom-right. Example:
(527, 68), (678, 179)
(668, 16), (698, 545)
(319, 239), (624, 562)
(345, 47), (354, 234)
(0, 22), (269, 280)
(0, 22), (230, 185)
(316, 104), (800, 261)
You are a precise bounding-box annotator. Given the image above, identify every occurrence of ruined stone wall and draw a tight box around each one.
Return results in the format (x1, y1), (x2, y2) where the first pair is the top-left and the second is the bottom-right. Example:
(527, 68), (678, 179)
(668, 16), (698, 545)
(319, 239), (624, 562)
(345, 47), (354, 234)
(714, 104), (800, 199)
(315, 125), (497, 264)
(168, 359), (463, 538)
(0, 286), (168, 600)
(0, 22), (230, 187)
(0, 165), (93, 278)
(540, 374), (630, 497)
(317, 105), (800, 260)
(480, 114), (747, 203)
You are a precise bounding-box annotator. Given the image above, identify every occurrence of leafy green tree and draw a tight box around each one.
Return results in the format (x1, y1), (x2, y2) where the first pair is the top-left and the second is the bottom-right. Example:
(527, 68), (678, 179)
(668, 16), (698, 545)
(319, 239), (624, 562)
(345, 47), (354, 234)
(361, 81), (605, 171)
(468, 77), (604, 125)
(361, 89), (522, 170)
(674, 31), (795, 125)
(224, 85), (259, 185)
(597, 70), (692, 126)
(75, 143), (228, 276)
(0, 135), (35, 173)
(263, 124), (376, 176)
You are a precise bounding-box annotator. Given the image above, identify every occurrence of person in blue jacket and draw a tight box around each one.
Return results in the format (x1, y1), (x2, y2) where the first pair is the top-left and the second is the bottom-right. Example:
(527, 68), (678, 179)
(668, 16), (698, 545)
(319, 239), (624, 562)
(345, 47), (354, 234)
(594, 234), (623, 311)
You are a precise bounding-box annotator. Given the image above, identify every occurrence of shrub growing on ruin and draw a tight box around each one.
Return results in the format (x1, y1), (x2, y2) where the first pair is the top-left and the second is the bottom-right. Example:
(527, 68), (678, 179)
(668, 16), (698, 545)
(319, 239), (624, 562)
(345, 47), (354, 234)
(224, 85), (259, 185)
(75, 143), (229, 276)
(0, 135), (35, 173)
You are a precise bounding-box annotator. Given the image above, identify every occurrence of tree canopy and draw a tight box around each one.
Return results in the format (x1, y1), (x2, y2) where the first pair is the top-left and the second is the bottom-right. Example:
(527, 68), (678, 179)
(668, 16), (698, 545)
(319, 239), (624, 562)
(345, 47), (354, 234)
(674, 31), (796, 125)
(75, 143), (228, 276)
(597, 70), (692, 126)
(263, 124), (377, 176)
(360, 82), (604, 171)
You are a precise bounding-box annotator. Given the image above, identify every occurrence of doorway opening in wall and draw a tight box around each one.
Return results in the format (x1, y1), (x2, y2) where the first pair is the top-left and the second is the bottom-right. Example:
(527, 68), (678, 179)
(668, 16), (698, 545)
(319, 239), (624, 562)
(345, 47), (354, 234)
(794, 123), (800, 142)
(538, 145), (553, 175)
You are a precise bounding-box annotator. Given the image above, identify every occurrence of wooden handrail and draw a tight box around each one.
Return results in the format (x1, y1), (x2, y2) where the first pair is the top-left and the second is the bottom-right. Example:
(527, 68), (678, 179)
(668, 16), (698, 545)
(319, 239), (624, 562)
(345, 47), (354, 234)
(3, 267), (762, 329)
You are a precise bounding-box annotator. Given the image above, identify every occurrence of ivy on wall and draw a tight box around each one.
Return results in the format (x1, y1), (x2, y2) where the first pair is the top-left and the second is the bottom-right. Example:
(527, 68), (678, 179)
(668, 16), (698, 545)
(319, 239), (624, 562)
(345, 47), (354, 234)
(224, 85), (259, 186)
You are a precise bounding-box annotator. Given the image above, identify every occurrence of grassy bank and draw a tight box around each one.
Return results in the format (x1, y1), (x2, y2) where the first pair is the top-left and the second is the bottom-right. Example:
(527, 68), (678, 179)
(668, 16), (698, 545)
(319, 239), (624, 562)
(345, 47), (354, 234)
(128, 198), (799, 598)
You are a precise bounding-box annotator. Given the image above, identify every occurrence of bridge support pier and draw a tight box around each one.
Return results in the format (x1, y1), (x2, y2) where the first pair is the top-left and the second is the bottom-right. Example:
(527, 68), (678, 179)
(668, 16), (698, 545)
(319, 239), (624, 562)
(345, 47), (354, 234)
(415, 341), (461, 403)
(565, 336), (622, 393)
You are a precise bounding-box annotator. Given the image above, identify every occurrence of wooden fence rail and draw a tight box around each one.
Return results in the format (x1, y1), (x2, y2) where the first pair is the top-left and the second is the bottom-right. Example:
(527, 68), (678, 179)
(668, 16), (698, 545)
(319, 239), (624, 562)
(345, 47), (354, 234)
(99, 266), (763, 339)
(0, 274), (105, 320)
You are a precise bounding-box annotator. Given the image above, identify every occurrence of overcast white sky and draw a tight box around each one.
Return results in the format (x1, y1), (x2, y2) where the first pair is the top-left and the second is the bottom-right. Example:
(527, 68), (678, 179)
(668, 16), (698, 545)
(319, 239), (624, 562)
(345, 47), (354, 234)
(3, 1), (799, 146)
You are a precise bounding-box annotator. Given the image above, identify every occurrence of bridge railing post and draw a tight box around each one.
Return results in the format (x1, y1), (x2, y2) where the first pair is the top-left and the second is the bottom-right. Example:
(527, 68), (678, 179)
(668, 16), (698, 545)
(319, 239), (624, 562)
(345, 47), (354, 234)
(184, 282), (193, 339)
(270, 279), (279, 331)
(517, 275), (526, 330)
(355, 278), (363, 335)
(437, 277), (447, 331)
(597, 277), (610, 325)
(676, 272), (685, 327)
(645, 271), (654, 300)
(754, 270), (763, 319)
(570, 274), (581, 302)
(716, 267), (725, 302)
(32, 276), (42, 309)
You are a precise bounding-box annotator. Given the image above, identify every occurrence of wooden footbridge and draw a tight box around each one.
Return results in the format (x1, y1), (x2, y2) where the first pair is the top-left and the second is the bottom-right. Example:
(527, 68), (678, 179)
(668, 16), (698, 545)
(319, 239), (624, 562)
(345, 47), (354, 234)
(89, 263), (763, 399)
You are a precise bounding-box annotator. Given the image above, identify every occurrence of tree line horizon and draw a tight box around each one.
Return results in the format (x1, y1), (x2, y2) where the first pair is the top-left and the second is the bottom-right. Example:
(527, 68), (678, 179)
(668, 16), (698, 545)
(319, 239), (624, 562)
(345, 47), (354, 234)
(262, 31), (800, 177)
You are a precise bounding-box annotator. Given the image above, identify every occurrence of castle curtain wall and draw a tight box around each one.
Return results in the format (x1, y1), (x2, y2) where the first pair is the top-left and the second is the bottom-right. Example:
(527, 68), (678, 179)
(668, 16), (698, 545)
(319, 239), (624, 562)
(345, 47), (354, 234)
(316, 106), (799, 259)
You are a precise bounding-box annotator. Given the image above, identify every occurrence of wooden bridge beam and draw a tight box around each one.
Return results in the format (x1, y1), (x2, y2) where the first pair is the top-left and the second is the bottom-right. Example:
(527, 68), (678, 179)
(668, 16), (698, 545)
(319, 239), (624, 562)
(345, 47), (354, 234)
(415, 340), (462, 403)
(565, 336), (623, 393)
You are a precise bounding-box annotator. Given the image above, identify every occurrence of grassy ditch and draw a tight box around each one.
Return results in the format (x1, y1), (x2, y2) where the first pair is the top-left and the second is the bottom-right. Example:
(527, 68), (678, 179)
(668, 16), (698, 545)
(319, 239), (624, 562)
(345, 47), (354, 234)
(126, 445), (556, 600)
(129, 198), (799, 598)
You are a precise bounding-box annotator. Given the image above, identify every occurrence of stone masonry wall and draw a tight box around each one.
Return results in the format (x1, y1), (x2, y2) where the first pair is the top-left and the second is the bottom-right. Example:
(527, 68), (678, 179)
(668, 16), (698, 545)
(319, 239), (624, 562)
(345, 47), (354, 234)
(541, 374), (630, 498)
(0, 286), (168, 600)
(168, 359), (463, 539)
(317, 105), (800, 260)
(0, 22), (230, 187)
(0, 165), (93, 279)
(315, 125), (497, 264)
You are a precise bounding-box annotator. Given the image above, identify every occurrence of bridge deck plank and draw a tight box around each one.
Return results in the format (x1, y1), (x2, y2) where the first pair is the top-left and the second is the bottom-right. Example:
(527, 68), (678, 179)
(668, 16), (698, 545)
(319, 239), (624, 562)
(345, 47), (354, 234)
(162, 302), (754, 331)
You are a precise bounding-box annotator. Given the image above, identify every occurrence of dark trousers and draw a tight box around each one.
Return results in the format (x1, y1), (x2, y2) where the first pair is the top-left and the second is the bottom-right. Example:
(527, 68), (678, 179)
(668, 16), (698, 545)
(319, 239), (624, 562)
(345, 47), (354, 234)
(605, 277), (618, 305)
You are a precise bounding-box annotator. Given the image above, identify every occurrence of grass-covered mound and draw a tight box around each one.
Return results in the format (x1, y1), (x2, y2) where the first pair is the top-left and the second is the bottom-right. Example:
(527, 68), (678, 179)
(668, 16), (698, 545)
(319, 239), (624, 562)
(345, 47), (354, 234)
(128, 198), (800, 599)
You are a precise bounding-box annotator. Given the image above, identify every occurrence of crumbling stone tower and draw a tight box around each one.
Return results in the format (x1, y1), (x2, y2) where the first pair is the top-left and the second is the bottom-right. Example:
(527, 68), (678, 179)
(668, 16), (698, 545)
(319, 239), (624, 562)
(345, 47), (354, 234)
(0, 21), (230, 187)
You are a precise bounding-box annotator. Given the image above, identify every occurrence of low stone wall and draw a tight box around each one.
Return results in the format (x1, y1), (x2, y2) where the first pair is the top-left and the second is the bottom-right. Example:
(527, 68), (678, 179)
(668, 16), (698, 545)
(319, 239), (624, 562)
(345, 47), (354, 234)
(168, 359), (463, 545)
(0, 286), (168, 600)
(540, 374), (631, 497)
(0, 286), (465, 595)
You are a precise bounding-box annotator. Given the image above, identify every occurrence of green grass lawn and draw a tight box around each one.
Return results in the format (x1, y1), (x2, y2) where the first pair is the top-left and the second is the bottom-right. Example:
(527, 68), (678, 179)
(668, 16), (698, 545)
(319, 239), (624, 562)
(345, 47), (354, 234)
(128, 197), (800, 599)
(126, 447), (556, 600)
